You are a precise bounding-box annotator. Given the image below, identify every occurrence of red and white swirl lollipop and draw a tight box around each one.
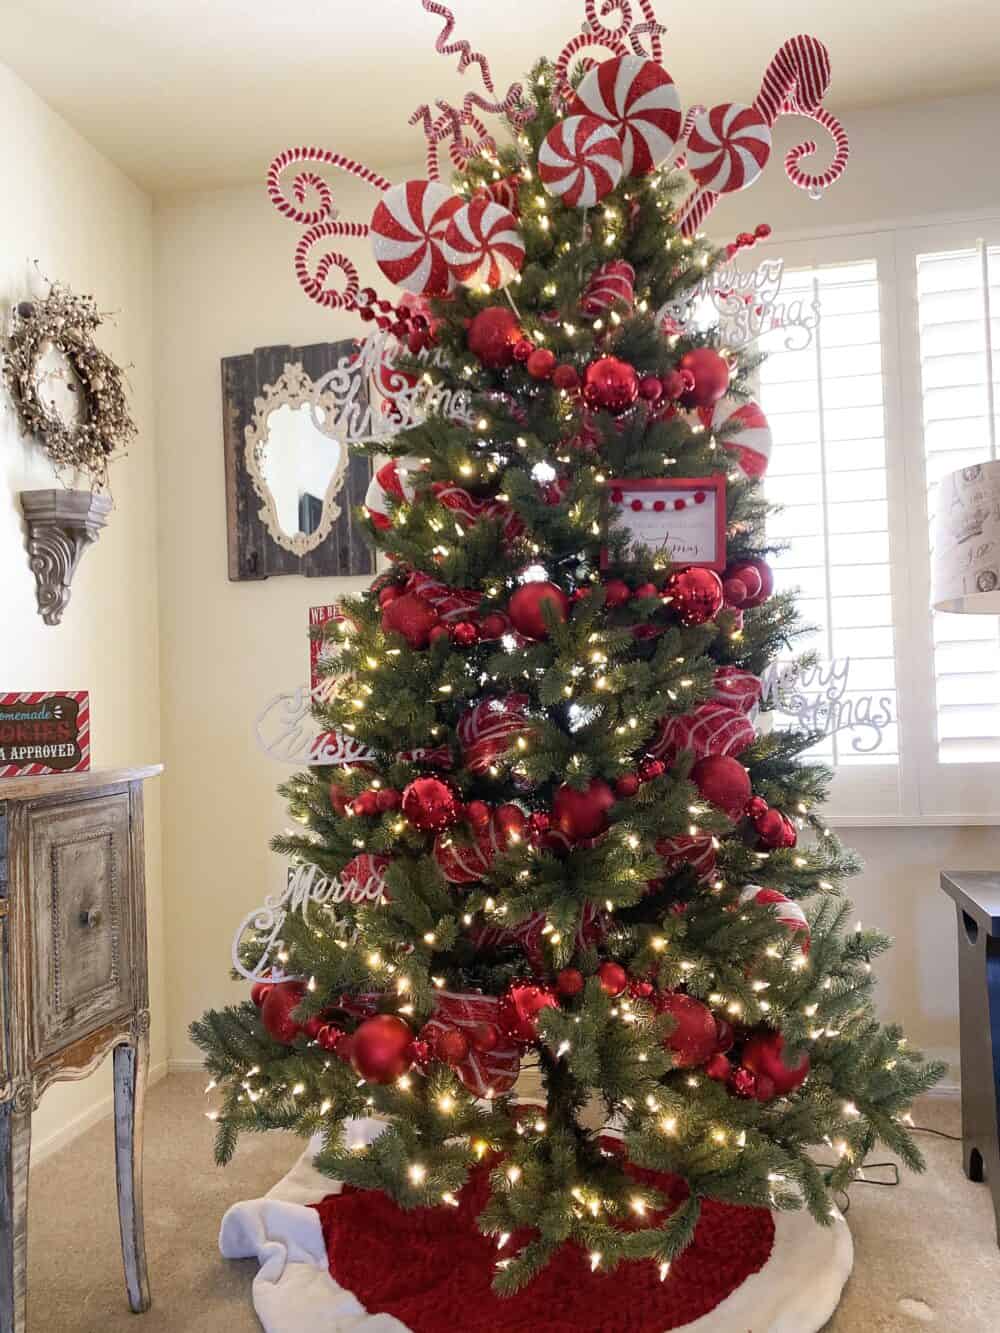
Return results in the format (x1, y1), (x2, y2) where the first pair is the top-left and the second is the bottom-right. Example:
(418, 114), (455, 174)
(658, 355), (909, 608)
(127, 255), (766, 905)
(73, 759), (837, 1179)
(709, 398), (773, 479)
(569, 54), (682, 177)
(538, 115), (624, 208)
(443, 196), (524, 290)
(687, 103), (772, 193)
(369, 180), (462, 296)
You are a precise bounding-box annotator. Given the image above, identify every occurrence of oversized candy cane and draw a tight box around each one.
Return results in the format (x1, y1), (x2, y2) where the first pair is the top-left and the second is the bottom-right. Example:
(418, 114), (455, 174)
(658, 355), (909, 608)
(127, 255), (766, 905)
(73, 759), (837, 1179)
(784, 105), (850, 195)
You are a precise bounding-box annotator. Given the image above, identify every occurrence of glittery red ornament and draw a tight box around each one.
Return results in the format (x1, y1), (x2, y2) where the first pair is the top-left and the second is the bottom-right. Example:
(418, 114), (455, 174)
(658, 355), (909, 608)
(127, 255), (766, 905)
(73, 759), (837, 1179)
(351, 790), (380, 817)
(553, 778), (616, 840)
(742, 1030), (810, 1098)
(639, 758), (665, 781)
(469, 1021), (500, 1052)
(597, 961), (628, 996)
(725, 558), (772, 608)
(479, 612), (509, 639)
(679, 348), (730, 409)
(690, 755), (752, 820)
(408, 1038), (432, 1066)
(513, 338), (533, 362)
(665, 567), (724, 626)
(556, 968), (585, 997)
(351, 1014), (416, 1084)
(583, 356), (639, 413)
(706, 1052), (732, 1081)
(639, 375), (663, 401)
(382, 592), (440, 648)
(656, 991), (717, 1069)
(552, 363), (580, 391)
(747, 796), (769, 820)
(402, 777), (460, 831)
(527, 347), (557, 379)
(495, 803), (528, 841)
(730, 1066), (757, 1098)
(376, 788), (402, 813)
(528, 811), (551, 835)
(260, 981), (306, 1045)
(435, 1027), (471, 1064)
(508, 581), (569, 640)
(467, 307), (523, 368)
(451, 621), (480, 646)
(378, 584), (403, 606)
(661, 369), (687, 400)
(629, 979), (655, 999)
(754, 807), (798, 850)
(466, 800), (492, 829)
(499, 983), (559, 1044)
(603, 578), (632, 609)
(615, 773), (640, 797)
(634, 582), (658, 600)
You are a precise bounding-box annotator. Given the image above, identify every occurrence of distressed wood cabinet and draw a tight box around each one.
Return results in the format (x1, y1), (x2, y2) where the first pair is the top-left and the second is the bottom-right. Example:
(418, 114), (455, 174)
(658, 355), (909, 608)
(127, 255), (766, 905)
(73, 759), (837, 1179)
(0, 766), (162, 1332)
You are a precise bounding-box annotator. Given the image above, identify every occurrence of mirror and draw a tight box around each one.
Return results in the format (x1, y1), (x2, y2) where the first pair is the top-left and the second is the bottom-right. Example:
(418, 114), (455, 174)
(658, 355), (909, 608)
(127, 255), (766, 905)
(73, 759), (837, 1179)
(244, 363), (348, 557)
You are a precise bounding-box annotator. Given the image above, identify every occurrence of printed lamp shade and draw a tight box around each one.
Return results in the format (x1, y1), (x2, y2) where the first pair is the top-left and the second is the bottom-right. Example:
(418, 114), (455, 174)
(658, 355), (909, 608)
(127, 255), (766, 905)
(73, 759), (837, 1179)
(932, 461), (1000, 614)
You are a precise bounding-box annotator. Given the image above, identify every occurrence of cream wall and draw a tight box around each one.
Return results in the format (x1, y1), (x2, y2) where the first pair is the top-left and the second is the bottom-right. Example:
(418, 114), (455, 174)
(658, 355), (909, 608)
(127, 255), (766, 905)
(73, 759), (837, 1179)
(155, 90), (1000, 1082)
(0, 62), (164, 1157)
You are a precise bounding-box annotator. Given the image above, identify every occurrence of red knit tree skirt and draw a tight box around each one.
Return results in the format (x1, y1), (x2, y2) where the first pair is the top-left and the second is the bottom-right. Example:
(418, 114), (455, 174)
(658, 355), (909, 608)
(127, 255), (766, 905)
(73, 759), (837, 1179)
(313, 1158), (775, 1333)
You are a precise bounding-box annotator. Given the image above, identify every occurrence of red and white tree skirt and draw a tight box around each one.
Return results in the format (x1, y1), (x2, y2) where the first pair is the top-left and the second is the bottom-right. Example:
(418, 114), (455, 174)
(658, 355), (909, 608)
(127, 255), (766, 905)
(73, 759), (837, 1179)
(220, 1118), (853, 1333)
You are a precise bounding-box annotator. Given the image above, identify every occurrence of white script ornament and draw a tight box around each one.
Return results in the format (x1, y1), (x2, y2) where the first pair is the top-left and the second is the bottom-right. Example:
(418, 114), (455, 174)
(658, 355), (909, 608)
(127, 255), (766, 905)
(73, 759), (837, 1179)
(255, 680), (376, 767)
(760, 657), (893, 755)
(657, 259), (821, 352)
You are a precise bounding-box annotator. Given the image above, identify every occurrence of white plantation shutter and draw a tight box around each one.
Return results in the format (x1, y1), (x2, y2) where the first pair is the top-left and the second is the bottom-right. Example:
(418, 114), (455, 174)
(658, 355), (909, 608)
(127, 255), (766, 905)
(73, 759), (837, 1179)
(916, 241), (1000, 764)
(756, 259), (899, 773)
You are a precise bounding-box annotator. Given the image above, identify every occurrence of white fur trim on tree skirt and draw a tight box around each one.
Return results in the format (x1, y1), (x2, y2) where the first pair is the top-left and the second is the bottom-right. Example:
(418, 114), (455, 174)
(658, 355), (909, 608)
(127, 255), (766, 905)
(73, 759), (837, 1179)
(219, 1118), (854, 1333)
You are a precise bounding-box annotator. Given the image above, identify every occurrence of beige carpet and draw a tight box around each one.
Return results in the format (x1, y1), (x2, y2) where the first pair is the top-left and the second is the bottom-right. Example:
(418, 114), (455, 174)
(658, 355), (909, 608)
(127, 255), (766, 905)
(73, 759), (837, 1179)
(24, 1074), (1000, 1331)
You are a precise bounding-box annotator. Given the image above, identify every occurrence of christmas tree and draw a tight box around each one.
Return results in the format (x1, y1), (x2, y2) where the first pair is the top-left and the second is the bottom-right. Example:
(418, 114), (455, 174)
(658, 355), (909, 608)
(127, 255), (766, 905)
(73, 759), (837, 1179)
(194, 2), (943, 1304)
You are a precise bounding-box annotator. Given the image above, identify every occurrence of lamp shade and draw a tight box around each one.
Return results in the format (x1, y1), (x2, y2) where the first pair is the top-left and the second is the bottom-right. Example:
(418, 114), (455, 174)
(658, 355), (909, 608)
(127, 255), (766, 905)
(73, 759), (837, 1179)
(932, 461), (1000, 614)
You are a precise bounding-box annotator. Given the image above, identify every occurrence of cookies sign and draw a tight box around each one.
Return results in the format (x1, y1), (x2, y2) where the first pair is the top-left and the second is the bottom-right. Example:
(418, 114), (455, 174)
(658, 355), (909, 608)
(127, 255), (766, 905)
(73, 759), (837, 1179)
(0, 692), (90, 777)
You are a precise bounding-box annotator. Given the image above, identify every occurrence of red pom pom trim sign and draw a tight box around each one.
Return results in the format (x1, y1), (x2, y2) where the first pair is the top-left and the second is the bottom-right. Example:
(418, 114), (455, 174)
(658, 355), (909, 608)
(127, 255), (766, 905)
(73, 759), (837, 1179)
(0, 692), (90, 777)
(602, 476), (726, 571)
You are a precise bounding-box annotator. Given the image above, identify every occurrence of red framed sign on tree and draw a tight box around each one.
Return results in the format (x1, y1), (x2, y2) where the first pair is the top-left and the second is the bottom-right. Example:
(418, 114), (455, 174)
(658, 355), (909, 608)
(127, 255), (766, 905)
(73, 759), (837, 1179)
(602, 476), (727, 570)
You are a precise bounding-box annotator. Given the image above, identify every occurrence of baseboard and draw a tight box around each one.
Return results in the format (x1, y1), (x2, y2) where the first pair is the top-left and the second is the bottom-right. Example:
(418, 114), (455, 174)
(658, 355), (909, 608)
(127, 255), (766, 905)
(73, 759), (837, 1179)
(30, 1060), (169, 1166)
(921, 1082), (961, 1100)
(167, 1057), (206, 1075)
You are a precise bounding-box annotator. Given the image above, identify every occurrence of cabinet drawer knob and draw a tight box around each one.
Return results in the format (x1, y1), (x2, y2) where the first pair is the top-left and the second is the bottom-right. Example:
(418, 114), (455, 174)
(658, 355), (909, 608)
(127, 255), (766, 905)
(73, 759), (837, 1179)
(80, 907), (103, 929)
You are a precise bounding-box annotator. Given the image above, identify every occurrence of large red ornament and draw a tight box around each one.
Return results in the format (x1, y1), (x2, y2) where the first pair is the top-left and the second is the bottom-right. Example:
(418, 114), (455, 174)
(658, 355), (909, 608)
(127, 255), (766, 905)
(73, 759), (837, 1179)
(556, 968), (585, 997)
(597, 961), (628, 997)
(582, 356), (639, 414)
(498, 983), (559, 1044)
(656, 992), (718, 1069)
(690, 755), (752, 820)
(508, 582), (569, 640)
(381, 592), (439, 648)
(467, 307), (523, 368)
(679, 348), (730, 409)
(260, 981), (306, 1045)
(553, 778), (616, 840)
(665, 568), (724, 626)
(351, 1014), (416, 1084)
(726, 558), (773, 608)
(742, 1029), (810, 1098)
(457, 694), (531, 775)
(402, 777), (460, 831)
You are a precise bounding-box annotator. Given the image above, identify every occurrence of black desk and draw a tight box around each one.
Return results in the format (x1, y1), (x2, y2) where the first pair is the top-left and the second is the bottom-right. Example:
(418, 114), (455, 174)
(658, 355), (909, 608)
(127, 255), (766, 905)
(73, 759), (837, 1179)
(940, 870), (1000, 1245)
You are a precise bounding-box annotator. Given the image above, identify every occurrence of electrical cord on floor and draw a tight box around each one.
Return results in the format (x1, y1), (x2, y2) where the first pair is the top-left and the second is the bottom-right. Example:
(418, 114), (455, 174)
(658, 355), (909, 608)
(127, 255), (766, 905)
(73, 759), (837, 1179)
(813, 1161), (901, 1216)
(910, 1124), (962, 1142)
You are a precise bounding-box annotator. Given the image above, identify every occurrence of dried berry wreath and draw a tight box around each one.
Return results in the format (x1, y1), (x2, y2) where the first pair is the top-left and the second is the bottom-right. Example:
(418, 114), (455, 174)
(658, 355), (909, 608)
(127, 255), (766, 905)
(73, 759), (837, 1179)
(3, 279), (137, 489)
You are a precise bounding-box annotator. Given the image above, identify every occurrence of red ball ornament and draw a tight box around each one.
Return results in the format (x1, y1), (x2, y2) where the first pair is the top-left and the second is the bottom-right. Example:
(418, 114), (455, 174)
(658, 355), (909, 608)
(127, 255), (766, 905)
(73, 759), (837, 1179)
(512, 338), (533, 362)
(351, 790), (379, 817)
(303, 1014), (326, 1040)
(665, 567), (724, 626)
(553, 778), (616, 840)
(742, 1029), (810, 1098)
(351, 1014), (416, 1084)
(428, 624), (451, 644)
(508, 581), (569, 640)
(378, 584), (403, 607)
(639, 375), (664, 402)
(401, 777), (460, 831)
(498, 983), (559, 1044)
(706, 1052), (732, 1082)
(250, 980), (272, 1008)
(661, 369), (686, 400)
(615, 773), (640, 798)
(552, 363), (580, 391)
(730, 1066), (758, 1099)
(527, 347), (557, 380)
(435, 1027), (471, 1064)
(556, 967), (585, 997)
(260, 981), (306, 1045)
(597, 961), (628, 997)
(755, 807), (798, 850)
(495, 803), (528, 843)
(376, 787), (402, 813)
(451, 621), (480, 646)
(467, 306), (523, 368)
(382, 592), (440, 648)
(690, 755), (752, 820)
(479, 612), (509, 639)
(469, 1021), (500, 1052)
(528, 811), (551, 835)
(723, 577), (748, 608)
(657, 992), (718, 1069)
(714, 1017), (735, 1054)
(582, 357), (639, 414)
(639, 758), (665, 781)
(726, 558), (772, 608)
(679, 348), (730, 409)
(634, 582), (658, 600)
(603, 578), (632, 608)
(629, 979), (655, 1000)
(466, 799), (492, 829)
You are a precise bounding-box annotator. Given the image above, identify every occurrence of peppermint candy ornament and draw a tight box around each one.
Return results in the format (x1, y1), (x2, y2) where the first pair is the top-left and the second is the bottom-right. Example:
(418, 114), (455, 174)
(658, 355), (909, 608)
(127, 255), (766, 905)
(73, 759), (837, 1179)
(369, 180), (461, 296)
(650, 700), (755, 765)
(538, 115), (624, 208)
(570, 55), (682, 177)
(364, 456), (422, 529)
(710, 398), (773, 479)
(580, 260), (635, 317)
(740, 885), (811, 955)
(457, 694), (531, 775)
(687, 103), (773, 193)
(443, 197), (524, 290)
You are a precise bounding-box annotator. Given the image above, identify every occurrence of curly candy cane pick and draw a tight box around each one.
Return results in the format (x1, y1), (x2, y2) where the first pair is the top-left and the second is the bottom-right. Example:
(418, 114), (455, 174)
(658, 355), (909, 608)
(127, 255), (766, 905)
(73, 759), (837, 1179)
(267, 147), (392, 224)
(294, 221), (367, 310)
(584, 0), (665, 61)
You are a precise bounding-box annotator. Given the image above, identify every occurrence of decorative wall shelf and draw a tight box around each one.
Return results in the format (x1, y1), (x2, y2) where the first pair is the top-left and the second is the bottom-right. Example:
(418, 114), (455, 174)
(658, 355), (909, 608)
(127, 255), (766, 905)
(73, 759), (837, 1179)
(19, 489), (111, 627)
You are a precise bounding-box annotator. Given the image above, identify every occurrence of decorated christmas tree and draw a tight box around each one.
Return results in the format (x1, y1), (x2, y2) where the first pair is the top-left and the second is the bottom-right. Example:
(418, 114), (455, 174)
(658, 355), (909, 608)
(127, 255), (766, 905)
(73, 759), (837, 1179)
(195, 3), (942, 1322)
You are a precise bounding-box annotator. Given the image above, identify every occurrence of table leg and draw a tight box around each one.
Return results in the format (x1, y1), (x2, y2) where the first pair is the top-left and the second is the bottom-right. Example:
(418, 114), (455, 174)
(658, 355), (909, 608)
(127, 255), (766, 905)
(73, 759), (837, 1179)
(114, 1032), (151, 1313)
(0, 1091), (31, 1333)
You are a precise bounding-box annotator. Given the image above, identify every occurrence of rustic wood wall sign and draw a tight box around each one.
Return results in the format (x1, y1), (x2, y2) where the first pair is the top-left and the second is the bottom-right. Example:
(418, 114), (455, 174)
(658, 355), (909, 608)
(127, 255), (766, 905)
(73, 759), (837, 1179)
(0, 692), (90, 778)
(221, 340), (374, 581)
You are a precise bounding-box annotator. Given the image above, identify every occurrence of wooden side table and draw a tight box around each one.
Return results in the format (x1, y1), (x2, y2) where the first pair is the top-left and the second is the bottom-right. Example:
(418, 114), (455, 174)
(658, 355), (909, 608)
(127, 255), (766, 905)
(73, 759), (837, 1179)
(940, 870), (1000, 1246)
(0, 765), (162, 1332)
